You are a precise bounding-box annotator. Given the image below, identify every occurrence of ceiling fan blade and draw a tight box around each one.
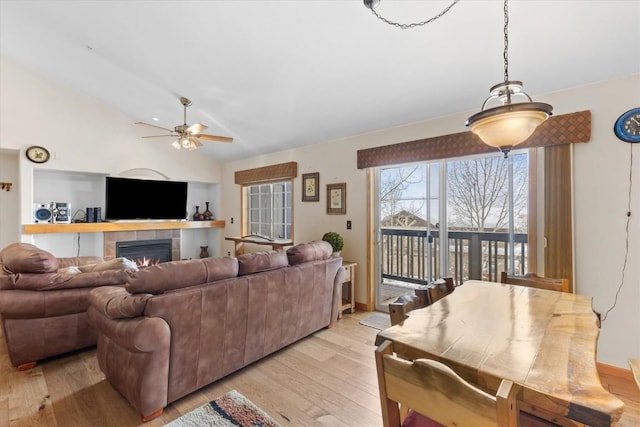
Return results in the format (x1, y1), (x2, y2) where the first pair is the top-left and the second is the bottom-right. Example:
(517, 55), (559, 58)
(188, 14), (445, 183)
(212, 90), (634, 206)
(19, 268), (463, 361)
(142, 134), (179, 139)
(197, 134), (234, 143)
(135, 121), (175, 133)
(186, 123), (207, 135)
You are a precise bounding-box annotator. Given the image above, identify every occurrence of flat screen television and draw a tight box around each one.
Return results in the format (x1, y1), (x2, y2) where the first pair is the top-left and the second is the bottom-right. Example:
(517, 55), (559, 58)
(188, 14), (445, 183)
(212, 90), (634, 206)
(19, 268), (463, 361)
(105, 176), (188, 221)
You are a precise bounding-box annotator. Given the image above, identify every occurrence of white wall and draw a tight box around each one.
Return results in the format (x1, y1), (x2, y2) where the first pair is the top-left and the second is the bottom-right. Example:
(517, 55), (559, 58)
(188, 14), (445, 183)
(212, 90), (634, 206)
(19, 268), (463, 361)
(0, 55), (226, 257)
(221, 74), (640, 368)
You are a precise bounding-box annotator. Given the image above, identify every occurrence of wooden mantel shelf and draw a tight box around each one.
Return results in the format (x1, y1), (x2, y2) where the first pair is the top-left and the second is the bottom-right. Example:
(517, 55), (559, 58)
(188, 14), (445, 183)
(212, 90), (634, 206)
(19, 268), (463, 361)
(22, 220), (225, 235)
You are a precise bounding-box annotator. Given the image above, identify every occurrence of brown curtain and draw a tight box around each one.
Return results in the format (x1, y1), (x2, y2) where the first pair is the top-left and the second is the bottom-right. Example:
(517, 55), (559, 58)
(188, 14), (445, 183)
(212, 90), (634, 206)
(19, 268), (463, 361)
(544, 144), (574, 292)
(357, 110), (591, 169)
(235, 161), (297, 185)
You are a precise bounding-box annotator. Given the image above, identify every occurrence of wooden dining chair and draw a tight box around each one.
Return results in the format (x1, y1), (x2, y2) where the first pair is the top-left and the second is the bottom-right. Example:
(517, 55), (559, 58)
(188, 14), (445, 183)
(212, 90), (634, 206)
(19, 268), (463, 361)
(500, 272), (570, 293)
(375, 340), (520, 427)
(388, 278), (455, 326)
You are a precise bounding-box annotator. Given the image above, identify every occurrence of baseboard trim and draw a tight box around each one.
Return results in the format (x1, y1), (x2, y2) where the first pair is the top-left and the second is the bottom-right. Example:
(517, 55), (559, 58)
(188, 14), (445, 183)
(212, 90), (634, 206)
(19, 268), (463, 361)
(597, 361), (633, 381)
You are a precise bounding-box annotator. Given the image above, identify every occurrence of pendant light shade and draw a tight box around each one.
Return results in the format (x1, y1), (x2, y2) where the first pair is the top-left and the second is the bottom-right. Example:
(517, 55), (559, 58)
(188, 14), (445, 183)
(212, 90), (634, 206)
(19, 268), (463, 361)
(466, 81), (552, 155)
(466, 2), (552, 156)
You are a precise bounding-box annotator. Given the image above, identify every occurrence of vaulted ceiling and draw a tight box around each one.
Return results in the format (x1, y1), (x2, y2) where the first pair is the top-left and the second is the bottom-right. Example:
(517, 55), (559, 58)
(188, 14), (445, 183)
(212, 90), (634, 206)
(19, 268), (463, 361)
(1, 0), (638, 162)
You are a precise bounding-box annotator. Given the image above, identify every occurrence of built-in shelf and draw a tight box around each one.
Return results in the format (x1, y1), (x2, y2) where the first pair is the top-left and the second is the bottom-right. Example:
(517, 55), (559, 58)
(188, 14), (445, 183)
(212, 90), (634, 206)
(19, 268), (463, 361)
(22, 220), (225, 235)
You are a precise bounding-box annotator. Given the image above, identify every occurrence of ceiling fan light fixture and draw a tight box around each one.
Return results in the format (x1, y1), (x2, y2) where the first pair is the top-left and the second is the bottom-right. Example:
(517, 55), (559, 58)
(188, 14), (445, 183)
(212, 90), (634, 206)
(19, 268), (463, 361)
(136, 96), (233, 151)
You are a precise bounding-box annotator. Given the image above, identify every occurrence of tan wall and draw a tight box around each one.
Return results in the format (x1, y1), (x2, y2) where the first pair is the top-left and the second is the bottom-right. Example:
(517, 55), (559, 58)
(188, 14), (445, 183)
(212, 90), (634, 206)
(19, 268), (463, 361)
(222, 74), (640, 368)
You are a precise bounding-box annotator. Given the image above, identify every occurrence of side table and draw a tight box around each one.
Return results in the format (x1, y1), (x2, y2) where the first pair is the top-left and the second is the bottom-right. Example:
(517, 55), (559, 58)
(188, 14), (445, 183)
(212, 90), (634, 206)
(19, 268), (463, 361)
(339, 261), (357, 319)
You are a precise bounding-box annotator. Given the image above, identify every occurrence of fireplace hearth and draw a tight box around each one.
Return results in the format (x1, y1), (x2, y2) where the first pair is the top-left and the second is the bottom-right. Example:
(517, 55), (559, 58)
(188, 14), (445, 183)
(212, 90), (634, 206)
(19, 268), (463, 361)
(116, 239), (172, 266)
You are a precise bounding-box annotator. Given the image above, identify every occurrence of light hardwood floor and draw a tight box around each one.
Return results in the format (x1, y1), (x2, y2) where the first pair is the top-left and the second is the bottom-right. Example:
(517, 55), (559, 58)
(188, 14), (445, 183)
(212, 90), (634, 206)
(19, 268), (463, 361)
(1, 311), (639, 427)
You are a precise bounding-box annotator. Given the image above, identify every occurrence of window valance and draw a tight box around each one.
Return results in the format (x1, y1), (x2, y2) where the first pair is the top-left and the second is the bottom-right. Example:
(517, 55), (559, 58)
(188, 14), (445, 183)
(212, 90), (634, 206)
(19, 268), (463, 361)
(234, 161), (298, 185)
(357, 110), (590, 169)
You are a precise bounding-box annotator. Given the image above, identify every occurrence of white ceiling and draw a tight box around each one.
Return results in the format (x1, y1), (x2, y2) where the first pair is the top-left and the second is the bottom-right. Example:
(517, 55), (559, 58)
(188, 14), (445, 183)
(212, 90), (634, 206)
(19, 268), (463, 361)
(1, 0), (638, 162)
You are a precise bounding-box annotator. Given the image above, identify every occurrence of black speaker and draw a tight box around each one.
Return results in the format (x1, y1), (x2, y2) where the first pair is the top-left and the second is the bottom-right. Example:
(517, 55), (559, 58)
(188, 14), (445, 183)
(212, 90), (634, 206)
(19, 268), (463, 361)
(86, 207), (96, 223)
(33, 203), (52, 223)
(94, 207), (101, 222)
(54, 202), (71, 223)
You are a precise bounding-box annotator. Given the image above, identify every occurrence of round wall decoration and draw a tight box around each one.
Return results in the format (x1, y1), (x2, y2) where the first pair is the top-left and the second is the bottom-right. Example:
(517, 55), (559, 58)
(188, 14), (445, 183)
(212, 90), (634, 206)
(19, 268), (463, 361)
(25, 145), (50, 163)
(613, 108), (640, 143)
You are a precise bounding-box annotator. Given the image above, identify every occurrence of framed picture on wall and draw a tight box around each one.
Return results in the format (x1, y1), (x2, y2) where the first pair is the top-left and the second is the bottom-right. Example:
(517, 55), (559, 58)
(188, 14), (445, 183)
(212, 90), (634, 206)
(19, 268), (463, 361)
(326, 183), (346, 215)
(302, 172), (320, 202)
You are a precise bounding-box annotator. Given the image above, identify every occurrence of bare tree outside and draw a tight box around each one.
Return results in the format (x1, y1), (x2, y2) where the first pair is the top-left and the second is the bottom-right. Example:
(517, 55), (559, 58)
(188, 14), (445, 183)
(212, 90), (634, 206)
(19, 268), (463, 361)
(377, 153), (530, 294)
(379, 165), (426, 226)
(447, 154), (528, 232)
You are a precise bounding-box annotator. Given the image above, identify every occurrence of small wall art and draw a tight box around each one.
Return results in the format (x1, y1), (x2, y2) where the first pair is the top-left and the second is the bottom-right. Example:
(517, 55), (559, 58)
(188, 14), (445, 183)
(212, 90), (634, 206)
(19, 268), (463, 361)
(302, 172), (320, 202)
(326, 182), (346, 215)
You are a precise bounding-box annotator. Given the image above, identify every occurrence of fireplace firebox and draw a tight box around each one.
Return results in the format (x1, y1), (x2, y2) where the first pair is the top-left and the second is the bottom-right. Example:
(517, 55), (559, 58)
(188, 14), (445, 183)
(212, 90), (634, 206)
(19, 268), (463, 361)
(116, 239), (172, 266)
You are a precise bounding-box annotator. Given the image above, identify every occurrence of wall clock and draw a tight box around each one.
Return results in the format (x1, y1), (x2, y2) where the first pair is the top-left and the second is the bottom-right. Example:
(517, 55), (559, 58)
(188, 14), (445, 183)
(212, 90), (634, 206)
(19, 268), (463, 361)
(25, 145), (50, 163)
(613, 108), (640, 143)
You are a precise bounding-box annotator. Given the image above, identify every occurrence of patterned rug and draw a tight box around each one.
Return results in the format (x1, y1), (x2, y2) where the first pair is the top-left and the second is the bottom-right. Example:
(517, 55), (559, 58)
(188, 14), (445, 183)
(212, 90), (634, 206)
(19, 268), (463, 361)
(164, 389), (281, 427)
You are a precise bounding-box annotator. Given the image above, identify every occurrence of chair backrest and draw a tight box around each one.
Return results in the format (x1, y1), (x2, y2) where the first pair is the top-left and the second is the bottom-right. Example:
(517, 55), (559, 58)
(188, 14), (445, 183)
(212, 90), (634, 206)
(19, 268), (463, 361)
(375, 340), (519, 427)
(388, 278), (455, 326)
(500, 272), (570, 293)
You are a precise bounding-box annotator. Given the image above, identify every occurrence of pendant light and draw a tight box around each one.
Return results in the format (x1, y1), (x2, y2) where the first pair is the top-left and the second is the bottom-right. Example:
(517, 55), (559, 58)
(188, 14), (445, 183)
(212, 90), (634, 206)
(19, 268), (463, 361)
(466, 0), (552, 157)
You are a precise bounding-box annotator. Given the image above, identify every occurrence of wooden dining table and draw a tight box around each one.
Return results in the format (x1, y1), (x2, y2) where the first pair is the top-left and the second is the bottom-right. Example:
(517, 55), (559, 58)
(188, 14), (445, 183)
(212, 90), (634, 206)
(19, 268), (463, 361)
(375, 280), (625, 426)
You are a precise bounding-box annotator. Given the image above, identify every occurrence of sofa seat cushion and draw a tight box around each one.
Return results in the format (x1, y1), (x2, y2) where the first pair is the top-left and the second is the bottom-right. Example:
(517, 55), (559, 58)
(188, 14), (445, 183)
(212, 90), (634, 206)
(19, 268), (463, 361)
(237, 251), (288, 276)
(286, 240), (332, 265)
(126, 256), (239, 294)
(0, 243), (58, 274)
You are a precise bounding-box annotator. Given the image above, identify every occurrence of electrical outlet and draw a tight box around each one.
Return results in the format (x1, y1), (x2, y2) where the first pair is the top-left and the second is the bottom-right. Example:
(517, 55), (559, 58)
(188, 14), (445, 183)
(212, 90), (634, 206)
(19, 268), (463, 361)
(231, 217), (234, 224)
(347, 220), (352, 230)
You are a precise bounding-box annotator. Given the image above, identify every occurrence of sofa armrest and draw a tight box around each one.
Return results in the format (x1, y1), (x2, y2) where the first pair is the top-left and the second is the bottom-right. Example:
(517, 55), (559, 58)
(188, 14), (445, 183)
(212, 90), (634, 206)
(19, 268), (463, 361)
(87, 305), (168, 353)
(89, 286), (151, 319)
(87, 306), (171, 419)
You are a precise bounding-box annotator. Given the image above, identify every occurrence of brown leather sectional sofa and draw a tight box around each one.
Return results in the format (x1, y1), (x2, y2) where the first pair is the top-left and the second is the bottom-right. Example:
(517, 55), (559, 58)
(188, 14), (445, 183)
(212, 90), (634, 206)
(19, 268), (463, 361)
(87, 240), (344, 421)
(0, 243), (134, 369)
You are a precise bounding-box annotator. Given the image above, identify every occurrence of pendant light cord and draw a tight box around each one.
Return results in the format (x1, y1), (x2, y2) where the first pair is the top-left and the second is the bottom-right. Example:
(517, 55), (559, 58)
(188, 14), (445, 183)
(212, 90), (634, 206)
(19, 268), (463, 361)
(503, 0), (509, 82)
(366, 0), (460, 29)
(601, 142), (634, 322)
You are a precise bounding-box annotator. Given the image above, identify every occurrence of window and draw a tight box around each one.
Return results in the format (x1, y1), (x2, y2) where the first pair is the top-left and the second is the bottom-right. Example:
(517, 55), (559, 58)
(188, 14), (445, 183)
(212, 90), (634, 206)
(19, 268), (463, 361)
(243, 181), (292, 239)
(375, 150), (532, 309)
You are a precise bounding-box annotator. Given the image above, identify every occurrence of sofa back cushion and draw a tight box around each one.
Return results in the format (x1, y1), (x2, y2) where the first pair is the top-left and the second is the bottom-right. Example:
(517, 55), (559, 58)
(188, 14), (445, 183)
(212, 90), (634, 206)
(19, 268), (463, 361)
(0, 243), (59, 274)
(237, 250), (288, 276)
(126, 256), (239, 294)
(286, 240), (333, 265)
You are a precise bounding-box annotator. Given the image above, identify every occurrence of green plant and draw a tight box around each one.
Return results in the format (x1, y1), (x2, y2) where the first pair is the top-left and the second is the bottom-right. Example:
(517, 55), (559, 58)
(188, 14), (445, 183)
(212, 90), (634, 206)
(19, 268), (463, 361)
(322, 231), (344, 252)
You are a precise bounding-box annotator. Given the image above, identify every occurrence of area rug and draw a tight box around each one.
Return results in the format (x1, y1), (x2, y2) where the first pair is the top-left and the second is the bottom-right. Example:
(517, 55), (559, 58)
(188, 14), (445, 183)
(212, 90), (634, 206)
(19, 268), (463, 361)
(359, 312), (391, 330)
(164, 389), (281, 427)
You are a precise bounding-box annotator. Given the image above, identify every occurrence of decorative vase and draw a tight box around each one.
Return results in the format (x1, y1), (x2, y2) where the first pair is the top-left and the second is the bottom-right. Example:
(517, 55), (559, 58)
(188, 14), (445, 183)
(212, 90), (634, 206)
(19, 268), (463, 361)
(200, 246), (209, 258)
(193, 206), (204, 221)
(203, 201), (214, 220)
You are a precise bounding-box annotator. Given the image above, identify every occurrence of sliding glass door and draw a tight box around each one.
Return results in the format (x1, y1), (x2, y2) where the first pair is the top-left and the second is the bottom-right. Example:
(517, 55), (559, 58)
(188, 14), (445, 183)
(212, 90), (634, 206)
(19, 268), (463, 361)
(374, 151), (530, 311)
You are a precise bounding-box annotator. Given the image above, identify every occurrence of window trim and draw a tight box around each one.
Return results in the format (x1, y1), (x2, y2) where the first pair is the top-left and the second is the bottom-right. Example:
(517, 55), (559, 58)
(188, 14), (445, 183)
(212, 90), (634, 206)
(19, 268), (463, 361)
(241, 179), (293, 240)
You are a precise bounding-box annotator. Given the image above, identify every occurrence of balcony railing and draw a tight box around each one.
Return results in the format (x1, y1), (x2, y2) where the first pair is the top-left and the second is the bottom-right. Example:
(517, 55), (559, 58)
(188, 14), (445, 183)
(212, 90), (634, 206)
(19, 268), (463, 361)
(380, 227), (528, 286)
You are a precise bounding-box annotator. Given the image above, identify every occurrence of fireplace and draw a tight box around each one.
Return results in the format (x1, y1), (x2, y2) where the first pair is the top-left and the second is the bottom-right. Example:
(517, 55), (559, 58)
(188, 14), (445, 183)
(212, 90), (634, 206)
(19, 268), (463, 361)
(116, 239), (172, 266)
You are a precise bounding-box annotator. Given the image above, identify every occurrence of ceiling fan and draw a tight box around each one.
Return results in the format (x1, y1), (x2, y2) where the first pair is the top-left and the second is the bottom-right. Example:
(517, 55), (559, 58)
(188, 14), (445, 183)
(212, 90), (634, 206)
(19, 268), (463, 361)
(135, 97), (233, 151)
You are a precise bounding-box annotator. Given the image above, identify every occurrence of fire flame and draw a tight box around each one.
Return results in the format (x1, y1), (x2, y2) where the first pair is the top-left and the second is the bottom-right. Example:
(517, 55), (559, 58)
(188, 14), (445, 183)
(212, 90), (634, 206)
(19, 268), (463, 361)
(136, 257), (160, 268)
